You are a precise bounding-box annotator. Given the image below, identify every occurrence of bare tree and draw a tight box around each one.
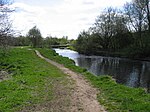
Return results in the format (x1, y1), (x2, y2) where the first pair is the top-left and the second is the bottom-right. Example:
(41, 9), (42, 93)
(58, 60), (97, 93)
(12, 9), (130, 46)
(144, 0), (150, 32)
(124, 1), (145, 31)
(124, 1), (146, 48)
(92, 8), (116, 50)
(92, 7), (129, 50)
(0, 0), (14, 49)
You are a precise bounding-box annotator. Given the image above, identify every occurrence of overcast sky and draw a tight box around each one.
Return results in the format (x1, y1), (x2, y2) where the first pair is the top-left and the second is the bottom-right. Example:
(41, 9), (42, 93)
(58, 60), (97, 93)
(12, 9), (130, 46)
(11, 0), (132, 39)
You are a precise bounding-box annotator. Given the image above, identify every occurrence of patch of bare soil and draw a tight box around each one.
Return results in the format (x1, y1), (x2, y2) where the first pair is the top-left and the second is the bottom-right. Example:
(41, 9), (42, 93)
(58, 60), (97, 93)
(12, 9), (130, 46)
(20, 77), (74, 112)
(26, 50), (106, 112)
(0, 70), (10, 81)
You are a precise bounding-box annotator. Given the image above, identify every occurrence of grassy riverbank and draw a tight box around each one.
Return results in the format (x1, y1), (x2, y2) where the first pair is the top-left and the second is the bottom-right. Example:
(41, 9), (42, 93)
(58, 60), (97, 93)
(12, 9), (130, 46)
(38, 48), (150, 112)
(0, 47), (72, 112)
(0, 47), (150, 112)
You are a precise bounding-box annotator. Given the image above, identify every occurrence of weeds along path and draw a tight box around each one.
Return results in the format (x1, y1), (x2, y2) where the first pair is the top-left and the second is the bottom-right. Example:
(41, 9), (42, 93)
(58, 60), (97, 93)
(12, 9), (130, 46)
(35, 50), (106, 112)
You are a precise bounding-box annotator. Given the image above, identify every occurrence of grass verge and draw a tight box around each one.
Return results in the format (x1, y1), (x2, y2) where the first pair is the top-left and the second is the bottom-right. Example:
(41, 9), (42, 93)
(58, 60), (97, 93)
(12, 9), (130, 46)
(38, 48), (150, 112)
(0, 47), (72, 112)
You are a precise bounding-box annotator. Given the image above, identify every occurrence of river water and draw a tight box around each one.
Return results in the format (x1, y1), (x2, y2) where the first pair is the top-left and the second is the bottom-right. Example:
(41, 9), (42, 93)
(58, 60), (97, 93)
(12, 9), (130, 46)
(54, 48), (150, 91)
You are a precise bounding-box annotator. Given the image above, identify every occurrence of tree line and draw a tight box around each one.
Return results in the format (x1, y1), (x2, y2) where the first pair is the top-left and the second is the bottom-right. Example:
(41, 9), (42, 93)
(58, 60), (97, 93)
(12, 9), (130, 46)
(1, 0), (150, 58)
(0, 0), (73, 50)
(75, 0), (150, 58)
(12, 26), (73, 48)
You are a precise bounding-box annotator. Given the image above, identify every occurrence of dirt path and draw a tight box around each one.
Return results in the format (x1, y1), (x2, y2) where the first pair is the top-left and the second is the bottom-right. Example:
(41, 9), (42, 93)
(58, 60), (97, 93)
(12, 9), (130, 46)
(35, 50), (106, 112)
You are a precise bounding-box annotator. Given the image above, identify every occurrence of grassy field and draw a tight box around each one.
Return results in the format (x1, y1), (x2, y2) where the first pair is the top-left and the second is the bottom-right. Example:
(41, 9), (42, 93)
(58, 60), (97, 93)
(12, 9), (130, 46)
(0, 47), (72, 112)
(38, 48), (150, 112)
(0, 47), (150, 112)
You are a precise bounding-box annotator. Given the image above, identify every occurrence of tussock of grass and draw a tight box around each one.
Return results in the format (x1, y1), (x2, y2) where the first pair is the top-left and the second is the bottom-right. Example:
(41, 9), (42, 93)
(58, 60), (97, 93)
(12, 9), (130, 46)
(38, 48), (150, 112)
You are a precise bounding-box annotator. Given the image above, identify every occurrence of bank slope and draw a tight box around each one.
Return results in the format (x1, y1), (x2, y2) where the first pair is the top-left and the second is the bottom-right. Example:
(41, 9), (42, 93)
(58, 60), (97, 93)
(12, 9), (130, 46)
(0, 47), (73, 112)
(38, 48), (150, 112)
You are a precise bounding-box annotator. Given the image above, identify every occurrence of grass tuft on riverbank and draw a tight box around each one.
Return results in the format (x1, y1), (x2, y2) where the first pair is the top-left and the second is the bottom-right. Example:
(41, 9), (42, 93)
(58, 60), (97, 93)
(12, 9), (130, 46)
(38, 48), (150, 112)
(0, 47), (72, 112)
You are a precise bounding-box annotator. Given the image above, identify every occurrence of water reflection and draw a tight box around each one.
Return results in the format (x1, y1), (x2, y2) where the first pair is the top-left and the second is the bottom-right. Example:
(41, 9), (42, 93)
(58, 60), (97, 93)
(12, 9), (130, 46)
(54, 49), (150, 92)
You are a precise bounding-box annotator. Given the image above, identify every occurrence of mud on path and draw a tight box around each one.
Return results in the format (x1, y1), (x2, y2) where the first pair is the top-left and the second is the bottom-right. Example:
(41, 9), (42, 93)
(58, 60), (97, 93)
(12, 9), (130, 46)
(35, 50), (106, 112)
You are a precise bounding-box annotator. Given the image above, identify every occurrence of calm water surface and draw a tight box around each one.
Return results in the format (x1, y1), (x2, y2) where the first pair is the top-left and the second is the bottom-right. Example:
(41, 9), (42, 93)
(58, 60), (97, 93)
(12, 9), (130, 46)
(54, 48), (150, 91)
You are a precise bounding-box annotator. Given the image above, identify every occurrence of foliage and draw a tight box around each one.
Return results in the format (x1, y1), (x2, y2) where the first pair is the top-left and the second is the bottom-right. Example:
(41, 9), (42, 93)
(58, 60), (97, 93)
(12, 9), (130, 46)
(13, 36), (31, 46)
(75, 32), (102, 55)
(27, 26), (43, 48)
(43, 37), (60, 48)
(43, 36), (71, 48)
(75, 0), (150, 59)
(39, 48), (150, 112)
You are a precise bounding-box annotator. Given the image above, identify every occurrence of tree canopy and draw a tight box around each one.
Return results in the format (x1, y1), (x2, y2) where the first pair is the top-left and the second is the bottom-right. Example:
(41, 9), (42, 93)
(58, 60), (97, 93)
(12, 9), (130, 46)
(27, 26), (42, 48)
(75, 0), (150, 58)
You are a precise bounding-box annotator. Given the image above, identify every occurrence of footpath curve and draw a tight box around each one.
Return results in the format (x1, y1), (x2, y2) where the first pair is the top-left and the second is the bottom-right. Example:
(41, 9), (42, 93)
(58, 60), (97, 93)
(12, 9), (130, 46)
(35, 50), (106, 112)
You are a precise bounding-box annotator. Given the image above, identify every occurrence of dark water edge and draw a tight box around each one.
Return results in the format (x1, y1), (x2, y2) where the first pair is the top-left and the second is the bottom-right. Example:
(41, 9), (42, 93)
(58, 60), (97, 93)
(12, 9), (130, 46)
(77, 50), (150, 62)
(54, 48), (150, 93)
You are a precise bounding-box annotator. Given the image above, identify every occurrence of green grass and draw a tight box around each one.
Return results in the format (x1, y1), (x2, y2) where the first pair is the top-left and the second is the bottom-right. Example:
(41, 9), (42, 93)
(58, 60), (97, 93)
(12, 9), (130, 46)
(0, 47), (69, 112)
(37, 48), (87, 73)
(38, 48), (150, 112)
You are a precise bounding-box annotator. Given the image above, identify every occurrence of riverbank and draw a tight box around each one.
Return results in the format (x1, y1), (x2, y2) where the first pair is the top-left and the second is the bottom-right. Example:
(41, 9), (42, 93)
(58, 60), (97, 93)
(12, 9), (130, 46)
(35, 50), (106, 112)
(0, 47), (150, 111)
(75, 49), (150, 62)
(0, 47), (106, 112)
(38, 48), (150, 112)
(0, 47), (75, 111)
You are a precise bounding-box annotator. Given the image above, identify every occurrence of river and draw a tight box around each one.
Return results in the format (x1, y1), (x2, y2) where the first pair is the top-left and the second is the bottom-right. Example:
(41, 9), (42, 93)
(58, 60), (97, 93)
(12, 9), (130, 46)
(54, 48), (150, 92)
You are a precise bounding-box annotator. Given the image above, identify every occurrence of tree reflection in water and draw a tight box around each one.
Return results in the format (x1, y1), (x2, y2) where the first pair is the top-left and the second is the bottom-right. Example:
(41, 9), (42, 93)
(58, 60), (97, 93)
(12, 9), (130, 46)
(55, 49), (150, 92)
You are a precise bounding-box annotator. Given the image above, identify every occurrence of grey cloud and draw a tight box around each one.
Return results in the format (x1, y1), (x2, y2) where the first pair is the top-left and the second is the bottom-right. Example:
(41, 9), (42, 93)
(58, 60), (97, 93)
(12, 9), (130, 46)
(79, 17), (88, 21)
(82, 1), (94, 5)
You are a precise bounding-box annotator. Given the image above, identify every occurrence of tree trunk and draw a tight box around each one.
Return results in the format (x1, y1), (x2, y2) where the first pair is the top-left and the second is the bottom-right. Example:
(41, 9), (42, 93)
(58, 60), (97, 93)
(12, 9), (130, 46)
(146, 0), (150, 32)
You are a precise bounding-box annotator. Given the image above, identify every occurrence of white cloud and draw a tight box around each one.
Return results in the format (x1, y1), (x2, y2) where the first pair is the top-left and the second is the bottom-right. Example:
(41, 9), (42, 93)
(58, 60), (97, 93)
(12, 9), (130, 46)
(11, 0), (131, 39)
